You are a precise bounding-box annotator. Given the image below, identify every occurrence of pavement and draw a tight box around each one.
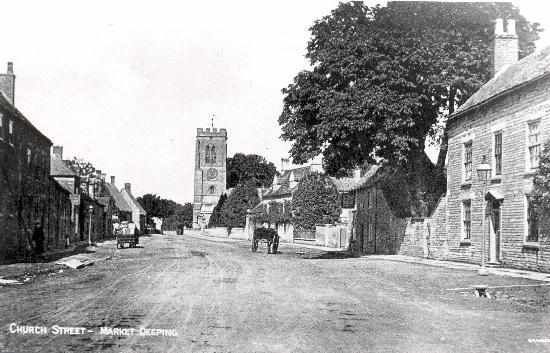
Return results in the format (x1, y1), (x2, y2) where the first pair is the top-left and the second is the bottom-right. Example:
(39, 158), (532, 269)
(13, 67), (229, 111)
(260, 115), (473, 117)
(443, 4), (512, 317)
(1, 233), (549, 353)
(363, 254), (550, 283)
(0, 242), (113, 283)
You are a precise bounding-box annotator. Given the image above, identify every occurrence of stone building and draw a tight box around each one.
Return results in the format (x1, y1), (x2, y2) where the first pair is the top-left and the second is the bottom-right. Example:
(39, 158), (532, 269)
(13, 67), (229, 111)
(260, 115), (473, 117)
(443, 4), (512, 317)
(0, 63), (53, 263)
(47, 177), (72, 251)
(120, 183), (146, 234)
(50, 147), (81, 243)
(103, 176), (132, 224)
(434, 19), (550, 272)
(193, 128), (227, 228)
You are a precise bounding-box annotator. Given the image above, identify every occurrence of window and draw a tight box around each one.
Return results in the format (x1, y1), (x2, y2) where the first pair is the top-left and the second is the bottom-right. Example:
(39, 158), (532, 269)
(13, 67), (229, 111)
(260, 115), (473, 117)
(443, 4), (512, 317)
(210, 146), (216, 164)
(528, 121), (541, 169)
(526, 196), (539, 242)
(0, 112), (3, 140)
(209, 185), (215, 194)
(366, 220), (370, 240)
(27, 148), (32, 164)
(341, 191), (355, 209)
(8, 119), (14, 145)
(205, 145), (216, 164)
(462, 200), (471, 240)
(494, 133), (502, 175)
(464, 142), (472, 181)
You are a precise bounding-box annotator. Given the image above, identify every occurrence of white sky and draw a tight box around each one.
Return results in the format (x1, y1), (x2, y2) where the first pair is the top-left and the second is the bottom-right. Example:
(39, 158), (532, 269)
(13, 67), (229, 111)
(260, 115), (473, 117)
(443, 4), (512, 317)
(2, 0), (549, 204)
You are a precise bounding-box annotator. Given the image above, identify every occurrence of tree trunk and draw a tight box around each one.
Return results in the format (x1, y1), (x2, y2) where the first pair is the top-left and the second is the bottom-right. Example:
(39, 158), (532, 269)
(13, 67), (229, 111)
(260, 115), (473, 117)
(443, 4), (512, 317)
(436, 87), (456, 171)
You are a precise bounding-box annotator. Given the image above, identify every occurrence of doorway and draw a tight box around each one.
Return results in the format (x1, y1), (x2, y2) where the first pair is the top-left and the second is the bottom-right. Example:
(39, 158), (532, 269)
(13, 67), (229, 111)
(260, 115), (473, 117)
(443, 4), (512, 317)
(488, 201), (502, 264)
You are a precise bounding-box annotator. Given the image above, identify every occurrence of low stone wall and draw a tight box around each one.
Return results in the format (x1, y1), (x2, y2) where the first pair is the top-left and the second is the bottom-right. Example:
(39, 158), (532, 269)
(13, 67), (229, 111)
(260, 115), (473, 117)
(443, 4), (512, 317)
(315, 224), (349, 248)
(202, 227), (248, 240)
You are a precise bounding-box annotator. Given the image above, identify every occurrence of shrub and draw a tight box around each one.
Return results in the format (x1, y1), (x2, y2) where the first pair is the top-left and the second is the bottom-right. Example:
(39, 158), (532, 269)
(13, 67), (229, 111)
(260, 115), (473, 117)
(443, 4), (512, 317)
(219, 181), (260, 232)
(291, 171), (341, 230)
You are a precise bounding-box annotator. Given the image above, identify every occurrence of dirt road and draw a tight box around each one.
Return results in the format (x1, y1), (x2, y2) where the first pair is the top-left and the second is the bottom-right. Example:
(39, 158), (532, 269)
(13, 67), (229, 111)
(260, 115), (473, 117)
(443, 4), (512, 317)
(1, 234), (549, 353)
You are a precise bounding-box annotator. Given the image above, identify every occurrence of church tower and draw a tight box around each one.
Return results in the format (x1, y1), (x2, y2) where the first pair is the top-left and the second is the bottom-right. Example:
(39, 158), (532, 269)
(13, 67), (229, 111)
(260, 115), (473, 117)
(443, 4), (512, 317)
(193, 127), (227, 228)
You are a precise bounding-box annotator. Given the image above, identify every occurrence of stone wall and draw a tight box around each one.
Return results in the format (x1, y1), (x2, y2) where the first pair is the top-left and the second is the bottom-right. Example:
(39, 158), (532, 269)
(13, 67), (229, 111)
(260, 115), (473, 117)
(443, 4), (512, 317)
(446, 75), (550, 272)
(315, 223), (349, 248)
(0, 98), (52, 263)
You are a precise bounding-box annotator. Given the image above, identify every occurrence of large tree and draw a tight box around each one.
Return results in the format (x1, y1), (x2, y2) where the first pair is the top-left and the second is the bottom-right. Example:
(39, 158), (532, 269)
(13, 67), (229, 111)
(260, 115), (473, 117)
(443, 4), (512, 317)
(279, 1), (541, 176)
(162, 202), (193, 232)
(227, 153), (277, 188)
(219, 181), (260, 232)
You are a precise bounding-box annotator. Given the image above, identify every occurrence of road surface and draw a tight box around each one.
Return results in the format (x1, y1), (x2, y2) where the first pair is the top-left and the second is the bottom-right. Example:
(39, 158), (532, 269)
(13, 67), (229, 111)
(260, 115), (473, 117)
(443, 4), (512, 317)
(1, 233), (549, 353)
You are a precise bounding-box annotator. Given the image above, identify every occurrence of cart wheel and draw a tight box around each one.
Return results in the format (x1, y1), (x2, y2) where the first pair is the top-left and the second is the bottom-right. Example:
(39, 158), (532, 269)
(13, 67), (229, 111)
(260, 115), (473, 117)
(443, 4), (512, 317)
(252, 240), (258, 252)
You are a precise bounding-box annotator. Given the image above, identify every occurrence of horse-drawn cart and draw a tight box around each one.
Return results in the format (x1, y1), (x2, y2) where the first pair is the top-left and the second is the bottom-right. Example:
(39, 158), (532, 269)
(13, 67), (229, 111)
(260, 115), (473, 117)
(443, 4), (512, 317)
(251, 227), (279, 254)
(115, 222), (139, 249)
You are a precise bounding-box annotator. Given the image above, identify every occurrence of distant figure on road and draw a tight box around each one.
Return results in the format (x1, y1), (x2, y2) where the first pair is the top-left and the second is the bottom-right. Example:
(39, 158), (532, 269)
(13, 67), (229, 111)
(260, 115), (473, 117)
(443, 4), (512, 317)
(32, 222), (45, 255)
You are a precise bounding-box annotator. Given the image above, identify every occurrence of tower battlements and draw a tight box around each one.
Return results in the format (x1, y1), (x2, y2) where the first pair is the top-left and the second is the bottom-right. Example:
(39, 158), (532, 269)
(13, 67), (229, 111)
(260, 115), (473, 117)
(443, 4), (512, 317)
(197, 128), (227, 137)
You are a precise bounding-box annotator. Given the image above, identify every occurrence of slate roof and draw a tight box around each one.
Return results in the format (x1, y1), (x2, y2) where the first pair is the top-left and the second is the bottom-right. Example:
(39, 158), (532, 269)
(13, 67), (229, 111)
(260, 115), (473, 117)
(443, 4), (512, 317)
(121, 188), (147, 215)
(262, 166), (311, 198)
(0, 91), (52, 144)
(104, 183), (132, 213)
(453, 45), (550, 118)
(50, 154), (78, 177)
(50, 177), (71, 195)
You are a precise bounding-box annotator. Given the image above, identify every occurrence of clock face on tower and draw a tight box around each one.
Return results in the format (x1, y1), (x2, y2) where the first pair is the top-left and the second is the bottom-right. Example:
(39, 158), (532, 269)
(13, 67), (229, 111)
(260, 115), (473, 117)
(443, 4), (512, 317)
(207, 168), (218, 180)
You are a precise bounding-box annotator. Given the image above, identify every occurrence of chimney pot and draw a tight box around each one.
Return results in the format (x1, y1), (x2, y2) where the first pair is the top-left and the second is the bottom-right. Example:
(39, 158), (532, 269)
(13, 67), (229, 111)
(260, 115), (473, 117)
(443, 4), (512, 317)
(52, 146), (63, 159)
(125, 183), (131, 192)
(0, 61), (15, 104)
(281, 158), (290, 172)
(492, 18), (518, 77)
(507, 19), (516, 35)
(495, 18), (504, 35)
(100, 173), (106, 181)
(110, 176), (115, 185)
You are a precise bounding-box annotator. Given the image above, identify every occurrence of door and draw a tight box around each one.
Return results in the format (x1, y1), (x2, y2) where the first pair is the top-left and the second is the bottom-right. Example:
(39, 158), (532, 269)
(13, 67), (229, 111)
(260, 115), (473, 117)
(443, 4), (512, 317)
(489, 201), (501, 263)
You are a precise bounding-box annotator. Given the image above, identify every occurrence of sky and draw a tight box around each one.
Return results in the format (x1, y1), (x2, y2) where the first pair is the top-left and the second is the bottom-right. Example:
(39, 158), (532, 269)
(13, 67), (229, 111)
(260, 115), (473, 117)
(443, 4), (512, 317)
(2, 0), (550, 204)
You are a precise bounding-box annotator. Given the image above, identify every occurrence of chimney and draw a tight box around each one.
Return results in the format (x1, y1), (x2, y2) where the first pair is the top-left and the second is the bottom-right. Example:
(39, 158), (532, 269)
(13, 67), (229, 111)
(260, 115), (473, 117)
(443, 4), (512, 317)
(110, 176), (115, 186)
(52, 146), (63, 159)
(492, 18), (518, 77)
(0, 62), (15, 104)
(125, 183), (131, 192)
(100, 173), (106, 181)
(281, 158), (290, 172)
(353, 168), (361, 180)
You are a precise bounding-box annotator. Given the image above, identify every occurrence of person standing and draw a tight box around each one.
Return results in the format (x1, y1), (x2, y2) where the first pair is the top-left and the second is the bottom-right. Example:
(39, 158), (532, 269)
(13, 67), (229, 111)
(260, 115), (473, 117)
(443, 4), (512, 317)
(32, 221), (45, 255)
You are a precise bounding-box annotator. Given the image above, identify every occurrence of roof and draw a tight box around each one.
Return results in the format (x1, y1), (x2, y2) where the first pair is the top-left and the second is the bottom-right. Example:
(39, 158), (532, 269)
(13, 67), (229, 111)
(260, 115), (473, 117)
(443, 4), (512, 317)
(104, 183), (133, 212)
(96, 196), (111, 208)
(120, 188), (147, 215)
(453, 45), (550, 118)
(50, 154), (78, 177)
(104, 183), (132, 212)
(0, 91), (52, 145)
(49, 177), (71, 195)
(356, 165), (381, 189)
(263, 166), (311, 198)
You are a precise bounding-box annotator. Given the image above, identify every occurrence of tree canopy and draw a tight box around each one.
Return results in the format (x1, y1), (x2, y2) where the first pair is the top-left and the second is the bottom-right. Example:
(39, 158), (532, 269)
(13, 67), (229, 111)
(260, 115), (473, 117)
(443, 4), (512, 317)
(291, 172), (341, 230)
(219, 181), (260, 231)
(208, 193), (227, 227)
(136, 194), (181, 222)
(227, 153), (277, 188)
(162, 202), (193, 232)
(279, 1), (542, 176)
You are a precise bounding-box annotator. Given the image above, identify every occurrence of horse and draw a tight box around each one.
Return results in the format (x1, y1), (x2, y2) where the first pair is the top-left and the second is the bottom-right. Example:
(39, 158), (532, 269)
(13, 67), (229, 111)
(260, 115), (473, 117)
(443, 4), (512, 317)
(251, 227), (279, 254)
